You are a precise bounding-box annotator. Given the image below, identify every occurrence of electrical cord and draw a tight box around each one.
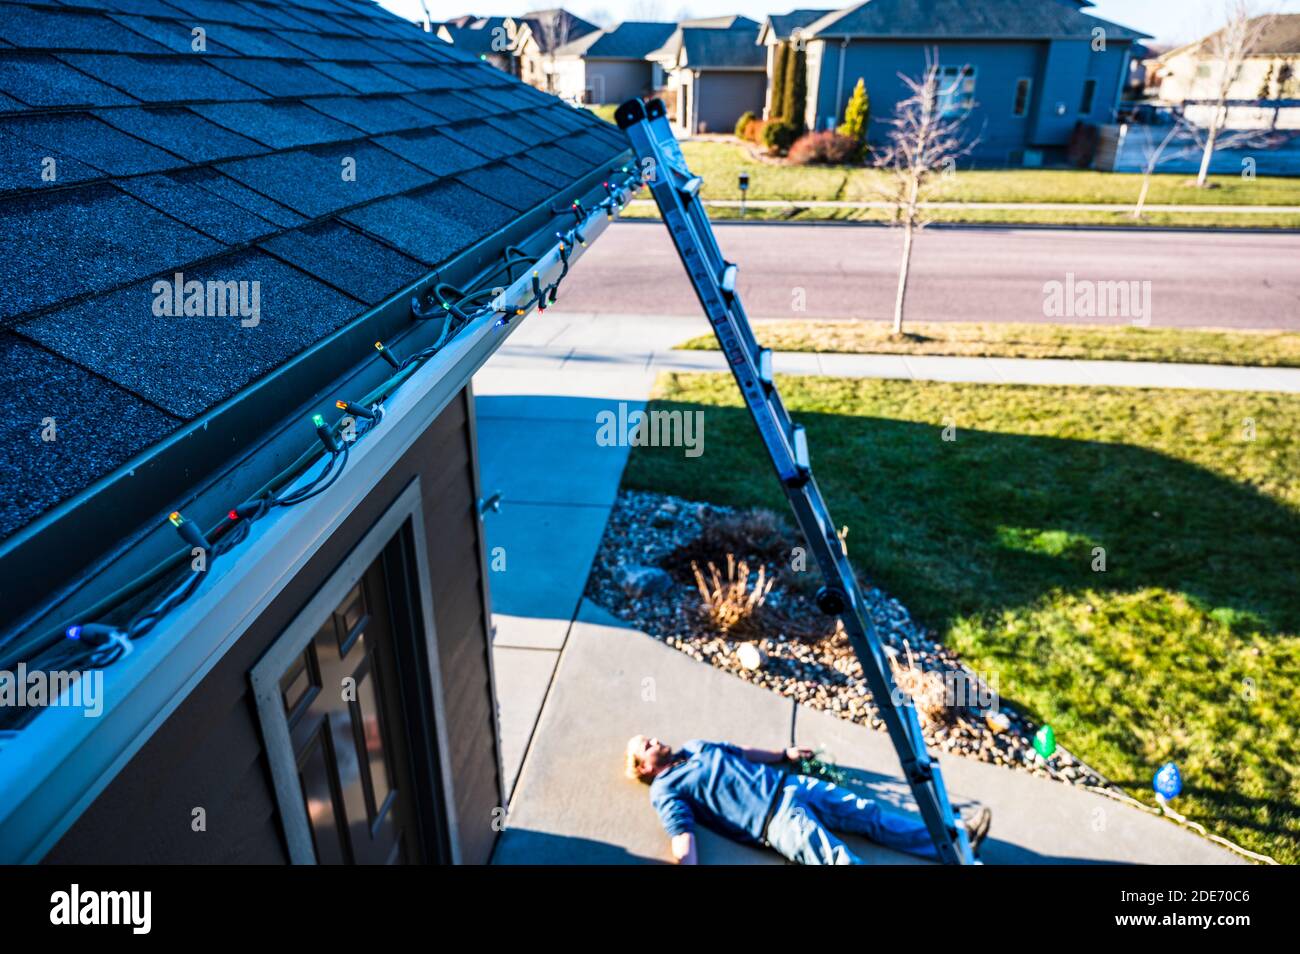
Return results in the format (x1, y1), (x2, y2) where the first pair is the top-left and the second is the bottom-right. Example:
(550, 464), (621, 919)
(10, 168), (642, 690)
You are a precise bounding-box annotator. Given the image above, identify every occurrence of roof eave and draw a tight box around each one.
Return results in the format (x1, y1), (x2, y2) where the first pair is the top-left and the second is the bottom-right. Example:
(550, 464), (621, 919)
(0, 154), (633, 659)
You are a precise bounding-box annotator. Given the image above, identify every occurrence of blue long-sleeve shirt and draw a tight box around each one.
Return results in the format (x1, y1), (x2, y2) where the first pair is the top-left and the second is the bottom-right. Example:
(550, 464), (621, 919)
(648, 740), (786, 844)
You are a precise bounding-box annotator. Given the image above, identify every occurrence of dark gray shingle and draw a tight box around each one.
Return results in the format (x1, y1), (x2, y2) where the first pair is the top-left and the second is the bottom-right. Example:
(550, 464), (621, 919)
(18, 250), (364, 418)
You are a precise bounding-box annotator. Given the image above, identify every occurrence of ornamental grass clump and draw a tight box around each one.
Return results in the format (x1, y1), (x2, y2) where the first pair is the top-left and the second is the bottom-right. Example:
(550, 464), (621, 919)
(888, 640), (953, 727)
(692, 554), (774, 639)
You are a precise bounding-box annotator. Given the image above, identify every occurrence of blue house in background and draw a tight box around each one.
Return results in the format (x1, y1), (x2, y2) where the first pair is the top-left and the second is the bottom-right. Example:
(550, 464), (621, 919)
(790, 0), (1148, 165)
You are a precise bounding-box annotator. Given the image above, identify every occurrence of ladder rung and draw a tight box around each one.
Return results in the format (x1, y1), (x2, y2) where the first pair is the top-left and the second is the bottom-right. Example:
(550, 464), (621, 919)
(792, 424), (810, 471)
(757, 347), (773, 386)
(720, 263), (737, 293)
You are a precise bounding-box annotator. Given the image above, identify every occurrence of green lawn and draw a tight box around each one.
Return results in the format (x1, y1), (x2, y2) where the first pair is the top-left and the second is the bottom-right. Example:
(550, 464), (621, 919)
(639, 140), (1300, 228)
(677, 321), (1300, 368)
(585, 103), (619, 124)
(682, 140), (1300, 205)
(624, 372), (1300, 863)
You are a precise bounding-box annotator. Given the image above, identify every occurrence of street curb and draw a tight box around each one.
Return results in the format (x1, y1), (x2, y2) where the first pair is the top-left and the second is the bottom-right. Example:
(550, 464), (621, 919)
(612, 216), (1300, 235)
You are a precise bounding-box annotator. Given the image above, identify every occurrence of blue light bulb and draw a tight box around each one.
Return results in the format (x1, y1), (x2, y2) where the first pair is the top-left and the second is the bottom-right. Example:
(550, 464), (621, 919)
(1153, 761), (1182, 800)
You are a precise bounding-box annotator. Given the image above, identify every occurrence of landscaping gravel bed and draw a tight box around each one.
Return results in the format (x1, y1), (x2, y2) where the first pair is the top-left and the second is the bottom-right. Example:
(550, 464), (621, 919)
(586, 489), (1110, 790)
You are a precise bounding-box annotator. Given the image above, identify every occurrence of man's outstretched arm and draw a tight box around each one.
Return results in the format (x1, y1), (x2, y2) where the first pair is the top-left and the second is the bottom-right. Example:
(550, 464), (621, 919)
(739, 745), (815, 764)
(671, 832), (697, 864)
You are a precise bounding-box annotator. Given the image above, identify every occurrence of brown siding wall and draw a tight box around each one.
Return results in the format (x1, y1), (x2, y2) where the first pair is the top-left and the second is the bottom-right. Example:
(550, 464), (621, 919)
(44, 388), (501, 865)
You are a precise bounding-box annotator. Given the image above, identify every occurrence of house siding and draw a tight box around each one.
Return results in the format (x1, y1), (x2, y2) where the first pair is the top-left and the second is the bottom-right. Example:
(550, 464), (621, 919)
(43, 388), (501, 865)
(586, 59), (657, 104)
(695, 70), (767, 133)
(809, 37), (1132, 163)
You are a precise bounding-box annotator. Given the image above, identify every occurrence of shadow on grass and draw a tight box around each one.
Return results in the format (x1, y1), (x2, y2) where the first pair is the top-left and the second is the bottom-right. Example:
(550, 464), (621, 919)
(624, 400), (1300, 641)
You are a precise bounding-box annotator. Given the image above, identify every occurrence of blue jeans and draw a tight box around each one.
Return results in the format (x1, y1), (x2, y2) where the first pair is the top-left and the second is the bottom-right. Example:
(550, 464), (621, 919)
(764, 775), (939, 865)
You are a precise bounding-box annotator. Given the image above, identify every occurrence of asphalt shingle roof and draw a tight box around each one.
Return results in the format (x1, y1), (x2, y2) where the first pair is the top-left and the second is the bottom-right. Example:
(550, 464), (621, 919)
(805, 0), (1147, 41)
(0, 0), (631, 543)
(553, 20), (676, 59)
(761, 9), (834, 42)
(678, 27), (767, 69)
(651, 19), (764, 68)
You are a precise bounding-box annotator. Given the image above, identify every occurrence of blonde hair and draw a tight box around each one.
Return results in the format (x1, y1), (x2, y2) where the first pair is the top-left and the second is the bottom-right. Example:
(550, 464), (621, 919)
(625, 737), (653, 783)
(625, 748), (647, 782)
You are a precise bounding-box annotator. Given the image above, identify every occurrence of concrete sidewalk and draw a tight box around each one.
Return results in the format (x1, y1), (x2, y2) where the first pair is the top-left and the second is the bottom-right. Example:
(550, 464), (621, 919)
(492, 601), (1242, 865)
(495, 311), (1300, 393)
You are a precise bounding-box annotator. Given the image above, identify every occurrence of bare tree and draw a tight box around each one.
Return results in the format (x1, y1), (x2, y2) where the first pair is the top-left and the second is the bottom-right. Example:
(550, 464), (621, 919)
(871, 53), (978, 336)
(535, 14), (574, 95)
(1192, 1), (1276, 188)
(1130, 112), (1284, 217)
(1131, 120), (1189, 218)
(629, 0), (665, 19)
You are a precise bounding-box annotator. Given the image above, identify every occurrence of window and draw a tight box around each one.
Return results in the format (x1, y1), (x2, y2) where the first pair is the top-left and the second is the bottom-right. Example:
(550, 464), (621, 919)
(1013, 77), (1032, 117)
(1079, 78), (1097, 114)
(936, 65), (976, 117)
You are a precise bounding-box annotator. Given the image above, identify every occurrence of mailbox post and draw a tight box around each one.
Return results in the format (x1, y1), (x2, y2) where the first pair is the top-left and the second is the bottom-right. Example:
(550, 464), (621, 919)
(738, 171), (749, 218)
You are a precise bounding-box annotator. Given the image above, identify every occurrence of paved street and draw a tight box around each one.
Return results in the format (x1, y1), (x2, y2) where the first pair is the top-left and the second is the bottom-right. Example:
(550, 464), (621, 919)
(554, 220), (1300, 330)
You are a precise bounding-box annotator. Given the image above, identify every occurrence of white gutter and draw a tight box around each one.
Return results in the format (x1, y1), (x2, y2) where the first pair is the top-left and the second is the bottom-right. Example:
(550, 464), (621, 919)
(0, 180), (637, 863)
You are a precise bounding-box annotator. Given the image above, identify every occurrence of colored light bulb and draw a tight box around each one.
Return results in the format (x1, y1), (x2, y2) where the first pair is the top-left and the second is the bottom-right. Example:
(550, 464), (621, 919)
(1032, 724), (1056, 759)
(1154, 762), (1182, 800)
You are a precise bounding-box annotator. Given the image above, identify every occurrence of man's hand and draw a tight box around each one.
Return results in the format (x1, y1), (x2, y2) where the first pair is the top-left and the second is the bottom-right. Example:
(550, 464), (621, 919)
(671, 832), (697, 865)
(741, 744), (815, 764)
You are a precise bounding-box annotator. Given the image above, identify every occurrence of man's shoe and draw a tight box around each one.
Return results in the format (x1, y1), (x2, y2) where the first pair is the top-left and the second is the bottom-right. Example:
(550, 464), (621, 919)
(963, 806), (992, 854)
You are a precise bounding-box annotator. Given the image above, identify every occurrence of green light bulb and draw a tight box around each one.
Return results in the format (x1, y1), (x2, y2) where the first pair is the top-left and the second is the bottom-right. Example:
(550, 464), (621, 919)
(1033, 724), (1056, 759)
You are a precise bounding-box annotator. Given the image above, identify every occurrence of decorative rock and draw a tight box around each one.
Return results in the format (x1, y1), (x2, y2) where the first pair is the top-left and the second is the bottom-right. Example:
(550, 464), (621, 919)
(736, 642), (767, 671)
(650, 502), (679, 527)
(617, 565), (673, 598)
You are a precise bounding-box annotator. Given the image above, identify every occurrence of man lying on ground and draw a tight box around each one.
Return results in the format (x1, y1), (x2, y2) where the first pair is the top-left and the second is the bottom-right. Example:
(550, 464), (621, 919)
(626, 735), (991, 865)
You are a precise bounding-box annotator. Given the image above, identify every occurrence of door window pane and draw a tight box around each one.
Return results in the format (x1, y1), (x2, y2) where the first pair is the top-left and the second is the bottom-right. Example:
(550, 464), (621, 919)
(354, 669), (394, 820)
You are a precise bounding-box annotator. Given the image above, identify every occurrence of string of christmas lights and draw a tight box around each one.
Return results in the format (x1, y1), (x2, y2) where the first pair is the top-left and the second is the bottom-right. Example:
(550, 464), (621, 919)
(18, 168), (642, 686)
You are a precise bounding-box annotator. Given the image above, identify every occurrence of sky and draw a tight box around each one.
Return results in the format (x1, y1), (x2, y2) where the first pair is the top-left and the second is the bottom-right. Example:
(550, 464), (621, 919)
(384, 0), (1300, 46)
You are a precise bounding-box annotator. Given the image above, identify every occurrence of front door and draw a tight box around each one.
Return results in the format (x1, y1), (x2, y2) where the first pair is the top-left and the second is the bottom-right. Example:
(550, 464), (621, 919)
(280, 556), (417, 864)
(251, 486), (451, 865)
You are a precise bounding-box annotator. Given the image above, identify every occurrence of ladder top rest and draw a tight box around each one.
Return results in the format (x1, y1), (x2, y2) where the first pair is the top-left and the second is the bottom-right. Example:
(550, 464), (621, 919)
(615, 96), (668, 129)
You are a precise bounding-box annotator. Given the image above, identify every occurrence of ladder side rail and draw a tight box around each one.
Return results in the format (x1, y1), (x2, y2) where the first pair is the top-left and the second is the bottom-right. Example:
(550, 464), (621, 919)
(623, 118), (804, 482)
(784, 481), (969, 864)
(642, 107), (770, 364)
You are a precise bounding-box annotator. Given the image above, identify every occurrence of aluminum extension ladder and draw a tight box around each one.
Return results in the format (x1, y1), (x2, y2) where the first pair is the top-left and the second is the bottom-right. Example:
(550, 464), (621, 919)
(615, 97), (975, 865)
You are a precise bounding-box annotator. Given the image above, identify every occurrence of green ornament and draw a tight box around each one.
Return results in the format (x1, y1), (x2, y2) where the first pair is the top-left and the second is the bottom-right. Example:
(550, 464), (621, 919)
(1033, 724), (1056, 759)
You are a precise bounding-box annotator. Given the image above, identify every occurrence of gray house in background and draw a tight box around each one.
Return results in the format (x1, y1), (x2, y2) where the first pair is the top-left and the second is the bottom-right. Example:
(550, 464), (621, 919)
(795, 0), (1146, 165)
(436, 16), (515, 73)
(510, 8), (601, 94)
(550, 20), (677, 104)
(651, 16), (766, 133)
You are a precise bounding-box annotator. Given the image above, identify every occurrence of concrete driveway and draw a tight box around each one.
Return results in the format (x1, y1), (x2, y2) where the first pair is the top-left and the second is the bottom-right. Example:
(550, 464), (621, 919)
(551, 220), (1300, 330)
